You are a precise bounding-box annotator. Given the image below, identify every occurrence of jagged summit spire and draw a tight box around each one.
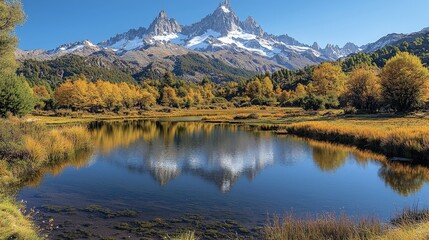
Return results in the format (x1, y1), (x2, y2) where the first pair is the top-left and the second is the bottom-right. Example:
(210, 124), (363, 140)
(147, 10), (182, 36)
(158, 10), (167, 18)
(218, 0), (232, 13)
(242, 16), (265, 37)
(245, 16), (256, 24)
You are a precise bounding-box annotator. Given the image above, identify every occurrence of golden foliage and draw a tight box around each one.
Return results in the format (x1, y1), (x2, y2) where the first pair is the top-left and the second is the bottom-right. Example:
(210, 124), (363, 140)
(312, 62), (346, 96)
(345, 67), (381, 112)
(55, 78), (158, 111)
(380, 52), (429, 111)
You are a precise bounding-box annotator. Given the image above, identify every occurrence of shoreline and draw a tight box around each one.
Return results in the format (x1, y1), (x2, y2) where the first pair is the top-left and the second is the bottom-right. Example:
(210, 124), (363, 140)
(2, 107), (429, 239)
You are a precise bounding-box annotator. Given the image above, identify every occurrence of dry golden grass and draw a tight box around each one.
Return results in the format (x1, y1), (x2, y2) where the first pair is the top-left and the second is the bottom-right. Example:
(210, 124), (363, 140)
(264, 210), (429, 240)
(264, 214), (384, 240)
(23, 136), (47, 162)
(45, 129), (74, 161)
(60, 126), (92, 150)
(374, 222), (429, 240)
(284, 120), (429, 161)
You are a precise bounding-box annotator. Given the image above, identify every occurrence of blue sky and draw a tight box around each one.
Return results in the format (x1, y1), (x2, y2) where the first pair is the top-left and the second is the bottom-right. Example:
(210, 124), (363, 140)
(17, 0), (429, 50)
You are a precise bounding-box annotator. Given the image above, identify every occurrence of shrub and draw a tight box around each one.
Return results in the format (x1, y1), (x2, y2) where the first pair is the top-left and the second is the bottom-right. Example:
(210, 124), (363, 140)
(231, 97), (251, 107)
(343, 106), (358, 115)
(234, 113), (259, 120)
(23, 136), (47, 162)
(61, 126), (91, 150)
(302, 95), (327, 111)
(251, 97), (277, 106)
(46, 129), (74, 161)
(211, 97), (228, 104)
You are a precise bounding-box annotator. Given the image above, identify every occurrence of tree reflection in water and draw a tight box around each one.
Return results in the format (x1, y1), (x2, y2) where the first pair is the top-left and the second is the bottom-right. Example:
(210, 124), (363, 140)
(378, 163), (428, 196)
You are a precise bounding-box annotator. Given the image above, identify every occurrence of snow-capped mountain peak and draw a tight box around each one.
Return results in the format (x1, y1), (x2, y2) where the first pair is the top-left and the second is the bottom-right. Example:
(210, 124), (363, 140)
(48, 40), (100, 54)
(220, 0), (232, 14)
(39, 1), (367, 71)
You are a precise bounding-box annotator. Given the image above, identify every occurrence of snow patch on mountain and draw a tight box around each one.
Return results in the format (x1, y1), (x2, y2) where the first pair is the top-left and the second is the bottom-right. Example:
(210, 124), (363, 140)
(186, 30), (221, 49)
(110, 37), (144, 52)
(151, 33), (181, 43)
(221, 5), (231, 13)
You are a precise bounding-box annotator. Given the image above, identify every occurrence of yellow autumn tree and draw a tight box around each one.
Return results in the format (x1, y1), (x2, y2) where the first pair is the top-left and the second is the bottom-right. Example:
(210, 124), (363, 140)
(55, 80), (74, 109)
(33, 85), (51, 109)
(161, 87), (179, 107)
(312, 62), (346, 97)
(245, 78), (263, 99)
(136, 89), (156, 109)
(87, 82), (103, 112)
(261, 76), (274, 98)
(118, 83), (134, 108)
(293, 83), (307, 99)
(380, 52), (429, 111)
(345, 67), (381, 112)
(72, 79), (90, 110)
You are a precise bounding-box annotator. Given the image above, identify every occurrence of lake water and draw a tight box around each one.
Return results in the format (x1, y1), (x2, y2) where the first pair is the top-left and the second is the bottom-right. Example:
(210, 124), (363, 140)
(17, 121), (429, 239)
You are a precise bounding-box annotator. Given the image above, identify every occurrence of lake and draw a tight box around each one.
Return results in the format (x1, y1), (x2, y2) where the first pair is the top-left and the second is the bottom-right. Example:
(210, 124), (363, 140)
(17, 121), (429, 239)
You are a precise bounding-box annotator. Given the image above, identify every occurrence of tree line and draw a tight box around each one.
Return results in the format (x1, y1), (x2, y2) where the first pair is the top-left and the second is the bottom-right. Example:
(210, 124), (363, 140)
(26, 52), (428, 114)
(1, 0), (429, 117)
(2, 51), (429, 116)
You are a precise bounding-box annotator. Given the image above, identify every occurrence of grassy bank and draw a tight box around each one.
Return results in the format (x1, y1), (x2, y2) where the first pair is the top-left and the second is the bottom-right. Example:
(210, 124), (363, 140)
(0, 199), (40, 240)
(0, 118), (92, 239)
(282, 120), (429, 162)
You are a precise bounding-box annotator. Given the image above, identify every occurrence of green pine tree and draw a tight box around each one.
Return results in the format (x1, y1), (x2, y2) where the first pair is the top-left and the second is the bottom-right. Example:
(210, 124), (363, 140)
(0, 74), (35, 116)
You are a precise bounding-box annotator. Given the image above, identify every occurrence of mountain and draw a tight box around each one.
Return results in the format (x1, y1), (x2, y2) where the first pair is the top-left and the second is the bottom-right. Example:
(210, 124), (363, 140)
(361, 33), (406, 53)
(342, 27), (429, 71)
(18, 0), (357, 75)
(16, 0), (429, 83)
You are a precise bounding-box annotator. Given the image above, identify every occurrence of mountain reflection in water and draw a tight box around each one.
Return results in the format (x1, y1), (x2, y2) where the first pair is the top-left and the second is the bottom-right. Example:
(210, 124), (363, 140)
(25, 121), (429, 197)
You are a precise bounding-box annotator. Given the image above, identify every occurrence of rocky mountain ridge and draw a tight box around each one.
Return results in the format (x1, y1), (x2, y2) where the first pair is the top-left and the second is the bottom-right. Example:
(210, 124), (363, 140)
(17, 0), (429, 79)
